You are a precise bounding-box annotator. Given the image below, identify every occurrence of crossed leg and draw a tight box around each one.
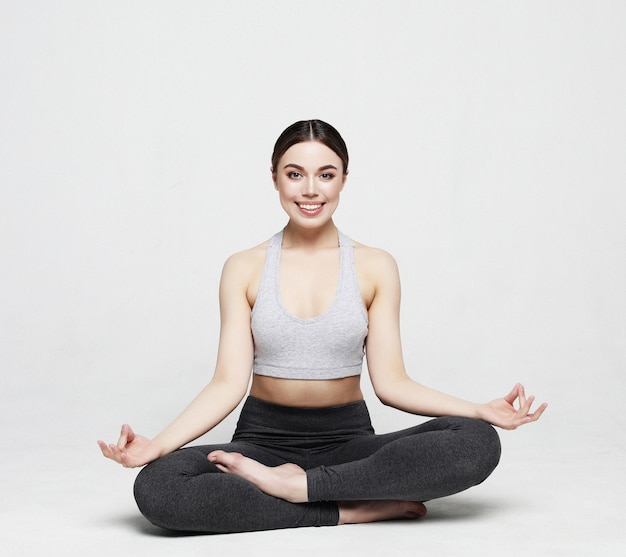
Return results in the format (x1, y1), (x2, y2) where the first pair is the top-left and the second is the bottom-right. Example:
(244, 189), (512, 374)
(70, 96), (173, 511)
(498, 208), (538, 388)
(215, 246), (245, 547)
(208, 416), (500, 525)
(208, 449), (427, 523)
(134, 416), (498, 532)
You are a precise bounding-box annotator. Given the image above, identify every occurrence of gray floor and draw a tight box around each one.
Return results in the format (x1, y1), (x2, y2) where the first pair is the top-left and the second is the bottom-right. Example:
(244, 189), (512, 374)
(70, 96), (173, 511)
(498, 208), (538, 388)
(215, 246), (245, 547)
(2, 395), (624, 557)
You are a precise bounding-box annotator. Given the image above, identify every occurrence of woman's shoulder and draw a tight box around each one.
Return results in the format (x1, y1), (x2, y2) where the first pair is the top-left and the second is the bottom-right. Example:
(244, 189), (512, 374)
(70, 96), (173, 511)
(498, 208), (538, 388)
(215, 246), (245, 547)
(350, 238), (400, 296)
(351, 239), (398, 271)
(222, 239), (271, 275)
(218, 240), (272, 303)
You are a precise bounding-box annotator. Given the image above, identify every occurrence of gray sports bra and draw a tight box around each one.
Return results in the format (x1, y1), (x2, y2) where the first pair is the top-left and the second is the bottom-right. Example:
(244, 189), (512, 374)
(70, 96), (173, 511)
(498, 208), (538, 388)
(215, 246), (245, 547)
(251, 229), (368, 380)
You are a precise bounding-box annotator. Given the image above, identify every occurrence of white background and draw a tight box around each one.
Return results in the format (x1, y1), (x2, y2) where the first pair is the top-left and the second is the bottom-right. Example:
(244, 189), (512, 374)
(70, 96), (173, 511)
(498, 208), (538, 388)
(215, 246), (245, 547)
(1, 1), (625, 555)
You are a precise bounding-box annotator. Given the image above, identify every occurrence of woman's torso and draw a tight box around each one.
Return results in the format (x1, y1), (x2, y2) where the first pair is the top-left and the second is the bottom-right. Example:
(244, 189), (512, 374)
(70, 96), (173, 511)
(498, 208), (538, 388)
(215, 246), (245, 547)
(244, 230), (377, 407)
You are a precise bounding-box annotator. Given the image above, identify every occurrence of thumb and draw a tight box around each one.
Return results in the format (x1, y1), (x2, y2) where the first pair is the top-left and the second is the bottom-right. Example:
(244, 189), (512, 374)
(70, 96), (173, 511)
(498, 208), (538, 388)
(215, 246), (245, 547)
(117, 424), (134, 449)
(124, 424), (136, 443)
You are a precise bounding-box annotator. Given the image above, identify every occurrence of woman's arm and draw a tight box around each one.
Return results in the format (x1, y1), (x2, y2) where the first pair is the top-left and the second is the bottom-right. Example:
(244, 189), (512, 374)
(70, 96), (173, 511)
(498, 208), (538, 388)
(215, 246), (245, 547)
(364, 250), (547, 430)
(98, 252), (255, 467)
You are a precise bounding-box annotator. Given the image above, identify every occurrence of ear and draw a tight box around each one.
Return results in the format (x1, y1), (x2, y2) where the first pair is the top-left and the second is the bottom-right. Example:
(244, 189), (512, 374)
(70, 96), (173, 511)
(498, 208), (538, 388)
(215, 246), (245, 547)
(340, 169), (349, 191)
(270, 166), (279, 190)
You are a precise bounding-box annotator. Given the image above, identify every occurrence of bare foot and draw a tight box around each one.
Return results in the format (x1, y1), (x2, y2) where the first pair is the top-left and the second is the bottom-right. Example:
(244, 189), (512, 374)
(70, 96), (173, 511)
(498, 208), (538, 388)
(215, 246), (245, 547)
(338, 500), (427, 524)
(207, 450), (308, 503)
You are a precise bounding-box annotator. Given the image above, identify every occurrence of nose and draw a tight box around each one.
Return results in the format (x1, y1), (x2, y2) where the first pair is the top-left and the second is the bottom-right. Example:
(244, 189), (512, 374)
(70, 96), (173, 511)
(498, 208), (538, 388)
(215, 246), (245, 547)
(302, 176), (318, 197)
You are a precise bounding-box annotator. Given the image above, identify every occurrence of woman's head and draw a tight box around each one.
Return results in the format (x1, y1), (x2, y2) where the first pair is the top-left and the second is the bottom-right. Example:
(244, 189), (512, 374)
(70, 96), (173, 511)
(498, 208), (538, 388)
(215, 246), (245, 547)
(271, 120), (349, 176)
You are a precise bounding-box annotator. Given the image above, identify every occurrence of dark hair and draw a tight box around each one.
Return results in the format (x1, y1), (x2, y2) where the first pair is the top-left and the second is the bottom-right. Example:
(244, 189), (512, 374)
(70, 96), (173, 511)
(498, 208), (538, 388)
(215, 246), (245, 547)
(271, 120), (349, 175)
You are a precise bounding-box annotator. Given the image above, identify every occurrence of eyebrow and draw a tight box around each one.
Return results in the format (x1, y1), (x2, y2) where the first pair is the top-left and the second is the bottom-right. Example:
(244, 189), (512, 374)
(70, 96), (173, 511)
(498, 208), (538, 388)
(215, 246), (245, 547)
(282, 163), (338, 172)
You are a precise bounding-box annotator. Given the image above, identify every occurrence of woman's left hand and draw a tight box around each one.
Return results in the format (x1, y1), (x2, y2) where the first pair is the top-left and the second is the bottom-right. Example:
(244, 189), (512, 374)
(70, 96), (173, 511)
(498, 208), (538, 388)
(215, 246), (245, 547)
(476, 384), (548, 430)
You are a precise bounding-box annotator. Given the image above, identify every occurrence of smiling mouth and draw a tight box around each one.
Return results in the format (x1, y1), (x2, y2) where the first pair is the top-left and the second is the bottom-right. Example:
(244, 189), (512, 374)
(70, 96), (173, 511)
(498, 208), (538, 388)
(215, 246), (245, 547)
(297, 203), (324, 211)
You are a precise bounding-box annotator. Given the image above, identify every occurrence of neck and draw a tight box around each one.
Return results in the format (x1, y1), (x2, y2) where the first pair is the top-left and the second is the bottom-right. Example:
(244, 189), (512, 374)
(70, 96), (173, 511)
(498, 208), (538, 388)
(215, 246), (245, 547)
(281, 220), (339, 249)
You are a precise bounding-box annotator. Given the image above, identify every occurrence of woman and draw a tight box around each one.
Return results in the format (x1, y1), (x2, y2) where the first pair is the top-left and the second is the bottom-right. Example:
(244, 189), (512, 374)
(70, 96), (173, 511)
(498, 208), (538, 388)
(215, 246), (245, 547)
(98, 120), (547, 533)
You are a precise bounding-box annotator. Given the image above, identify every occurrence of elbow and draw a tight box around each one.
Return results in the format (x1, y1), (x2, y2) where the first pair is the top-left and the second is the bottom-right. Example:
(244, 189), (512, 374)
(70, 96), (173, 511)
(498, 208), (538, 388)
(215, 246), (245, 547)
(210, 373), (251, 407)
(230, 379), (251, 406)
(373, 383), (399, 408)
(372, 374), (416, 409)
(377, 396), (396, 409)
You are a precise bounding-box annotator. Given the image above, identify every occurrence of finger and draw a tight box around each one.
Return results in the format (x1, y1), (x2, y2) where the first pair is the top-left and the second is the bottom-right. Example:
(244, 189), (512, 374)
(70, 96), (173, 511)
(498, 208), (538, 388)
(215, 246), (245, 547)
(517, 384), (527, 410)
(506, 413), (533, 430)
(515, 394), (534, 419)
(97, 440), (112, 459)
(524, 394), (535, 412)
(118, 452), (132, 468)
(108, 443), (126, 464)
(515, 401), (548, 427)
(117, 424), (129, 450)
(528, 402), (548, 422)
(125, 424), (136, 443)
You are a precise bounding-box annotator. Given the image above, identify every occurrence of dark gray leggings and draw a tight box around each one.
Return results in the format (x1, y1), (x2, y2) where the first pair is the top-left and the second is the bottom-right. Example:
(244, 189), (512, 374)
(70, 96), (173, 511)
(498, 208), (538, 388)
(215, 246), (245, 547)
(134, 396), (501, 534)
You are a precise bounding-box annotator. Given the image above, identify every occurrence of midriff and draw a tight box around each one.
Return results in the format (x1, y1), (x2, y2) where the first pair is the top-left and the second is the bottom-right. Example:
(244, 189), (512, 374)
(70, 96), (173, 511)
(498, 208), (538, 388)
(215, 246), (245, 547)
(249, 374), (363, 408)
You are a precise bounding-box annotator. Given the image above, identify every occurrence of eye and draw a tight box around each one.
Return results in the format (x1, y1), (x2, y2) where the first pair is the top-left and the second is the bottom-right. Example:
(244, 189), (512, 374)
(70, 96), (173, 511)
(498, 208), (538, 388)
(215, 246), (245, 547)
(287, 171), (302, 179)
(320, 173), (335, 180)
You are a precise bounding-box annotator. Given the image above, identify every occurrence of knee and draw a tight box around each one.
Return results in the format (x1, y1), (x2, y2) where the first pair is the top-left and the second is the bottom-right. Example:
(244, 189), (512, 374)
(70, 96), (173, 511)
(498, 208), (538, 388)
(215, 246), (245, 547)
(466, 418), (501, 480)
(133, 450), (203, 531)
(133, 448), (218, 532)
(133, 460), (174, 530)
(133, 464), (152, 511)
(443, 416), (501, 481)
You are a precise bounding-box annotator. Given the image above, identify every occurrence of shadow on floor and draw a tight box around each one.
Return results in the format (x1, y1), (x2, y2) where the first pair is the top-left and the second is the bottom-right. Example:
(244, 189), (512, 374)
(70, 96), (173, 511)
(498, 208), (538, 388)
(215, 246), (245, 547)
(100, 496), (506, 536)
(423, 497), (506, 522)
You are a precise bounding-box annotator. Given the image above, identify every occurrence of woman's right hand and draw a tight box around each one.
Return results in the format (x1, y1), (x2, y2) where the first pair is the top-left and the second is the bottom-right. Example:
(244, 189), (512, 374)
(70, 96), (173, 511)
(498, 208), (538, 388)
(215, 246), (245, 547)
(97, 424), (162, 468)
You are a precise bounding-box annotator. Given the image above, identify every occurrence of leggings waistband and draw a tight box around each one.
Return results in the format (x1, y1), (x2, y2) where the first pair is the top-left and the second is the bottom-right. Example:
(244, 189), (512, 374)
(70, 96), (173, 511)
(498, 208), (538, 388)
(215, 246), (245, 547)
(232, 396), (374, 444)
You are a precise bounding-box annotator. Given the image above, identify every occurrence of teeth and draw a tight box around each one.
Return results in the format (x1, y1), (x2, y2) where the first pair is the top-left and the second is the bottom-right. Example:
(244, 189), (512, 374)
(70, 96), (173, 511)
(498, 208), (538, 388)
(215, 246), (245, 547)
(299, 204), (322, 210)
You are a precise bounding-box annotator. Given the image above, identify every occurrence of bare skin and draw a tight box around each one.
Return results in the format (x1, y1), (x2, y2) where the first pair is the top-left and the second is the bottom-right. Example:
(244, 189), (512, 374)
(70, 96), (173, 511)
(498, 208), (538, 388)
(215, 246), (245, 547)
(338, 501), (427, 524)
(207, 450), (427, 523)
(249, 375), (364, 408)
(208, 451), (308, 502)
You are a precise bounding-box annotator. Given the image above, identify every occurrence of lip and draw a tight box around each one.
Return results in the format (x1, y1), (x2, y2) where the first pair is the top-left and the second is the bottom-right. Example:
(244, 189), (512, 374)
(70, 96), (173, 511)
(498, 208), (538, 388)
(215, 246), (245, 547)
(296, 202), (325, 216)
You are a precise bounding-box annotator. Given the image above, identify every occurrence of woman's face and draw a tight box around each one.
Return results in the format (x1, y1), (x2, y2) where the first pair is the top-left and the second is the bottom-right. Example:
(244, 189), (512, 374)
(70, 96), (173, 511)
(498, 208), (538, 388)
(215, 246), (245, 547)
(272, 141), (347, 228)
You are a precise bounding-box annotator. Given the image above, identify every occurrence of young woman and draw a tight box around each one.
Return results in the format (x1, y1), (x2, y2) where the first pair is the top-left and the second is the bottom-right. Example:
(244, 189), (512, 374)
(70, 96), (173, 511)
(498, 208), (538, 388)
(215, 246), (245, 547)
(98, 120), (547, 534)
